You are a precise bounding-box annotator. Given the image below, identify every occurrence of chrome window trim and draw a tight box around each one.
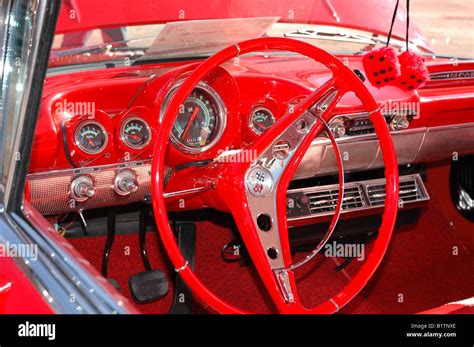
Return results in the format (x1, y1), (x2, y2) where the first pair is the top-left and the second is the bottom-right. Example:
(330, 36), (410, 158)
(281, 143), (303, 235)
(2, 0), (46, 208)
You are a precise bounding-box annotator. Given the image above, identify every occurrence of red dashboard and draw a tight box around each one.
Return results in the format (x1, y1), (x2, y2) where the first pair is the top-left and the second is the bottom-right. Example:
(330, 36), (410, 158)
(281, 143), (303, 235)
(27, 54), (474, 216)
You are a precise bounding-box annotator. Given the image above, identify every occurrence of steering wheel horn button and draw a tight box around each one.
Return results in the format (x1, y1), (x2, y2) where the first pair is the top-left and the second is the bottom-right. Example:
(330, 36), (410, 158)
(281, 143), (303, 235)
(247, 166), (274, 197)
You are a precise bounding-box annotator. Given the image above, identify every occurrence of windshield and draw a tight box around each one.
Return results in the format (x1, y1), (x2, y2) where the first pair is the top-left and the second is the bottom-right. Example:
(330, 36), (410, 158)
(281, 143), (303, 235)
(49, 0), (473, 71)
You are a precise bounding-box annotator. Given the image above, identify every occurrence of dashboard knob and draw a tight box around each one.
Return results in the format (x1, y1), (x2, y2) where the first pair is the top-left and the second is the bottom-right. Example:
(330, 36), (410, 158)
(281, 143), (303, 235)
(390, 114), (410, 131)
(70, 176), (95, 202)
(328, 118), (346, 138)
(114, 170), (139, 196)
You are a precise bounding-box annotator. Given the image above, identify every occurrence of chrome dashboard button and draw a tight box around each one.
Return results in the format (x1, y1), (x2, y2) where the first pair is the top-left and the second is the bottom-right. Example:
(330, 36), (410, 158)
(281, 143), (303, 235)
(328, 118), (346, 138)
(114, 170), (139, 196)
(390, 114), (410, 131)
(70, 175), (95, 202)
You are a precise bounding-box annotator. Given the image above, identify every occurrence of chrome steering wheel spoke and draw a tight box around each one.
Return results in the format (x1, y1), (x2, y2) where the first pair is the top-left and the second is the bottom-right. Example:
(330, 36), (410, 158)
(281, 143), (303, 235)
(240, 81), (345, 307)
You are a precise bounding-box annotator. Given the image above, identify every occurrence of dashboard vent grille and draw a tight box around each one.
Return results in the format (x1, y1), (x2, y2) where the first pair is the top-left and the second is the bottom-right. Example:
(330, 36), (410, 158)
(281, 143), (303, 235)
(307, 186), (364, 214)
(366, 176), (427, 206)
(286, 174), (430, 221)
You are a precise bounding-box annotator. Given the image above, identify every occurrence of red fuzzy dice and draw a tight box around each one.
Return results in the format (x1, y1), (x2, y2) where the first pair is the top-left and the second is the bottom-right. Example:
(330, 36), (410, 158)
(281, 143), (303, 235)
(394, 51), (429, 91)
(362, 47), (401, 88)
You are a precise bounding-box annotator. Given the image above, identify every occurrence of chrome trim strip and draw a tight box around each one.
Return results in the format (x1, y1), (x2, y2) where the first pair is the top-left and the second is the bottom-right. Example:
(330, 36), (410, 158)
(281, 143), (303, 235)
(329, 298), (340, 313)
(3, 0), (47, 208)
(175, 261), (188, 273)
(429, 70), (474, 81)
(427, 122), (474, 132)
(164, 186), (208, 199)
(27, 160), (152, 179)
(234, 43), (241, 56)
(367, 107), (381, 116)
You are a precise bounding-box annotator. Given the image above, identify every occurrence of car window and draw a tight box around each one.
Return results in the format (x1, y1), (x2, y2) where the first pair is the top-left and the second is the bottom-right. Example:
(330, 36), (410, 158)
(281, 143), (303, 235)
(0, 0), (35, 205)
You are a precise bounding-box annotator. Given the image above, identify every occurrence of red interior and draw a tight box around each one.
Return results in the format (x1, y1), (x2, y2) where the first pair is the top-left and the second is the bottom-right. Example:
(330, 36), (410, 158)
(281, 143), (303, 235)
(66, 163), (474, 314)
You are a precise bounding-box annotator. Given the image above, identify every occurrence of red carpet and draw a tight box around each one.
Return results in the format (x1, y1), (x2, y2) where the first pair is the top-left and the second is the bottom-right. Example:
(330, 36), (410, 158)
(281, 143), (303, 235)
(68, 200), (474, 314)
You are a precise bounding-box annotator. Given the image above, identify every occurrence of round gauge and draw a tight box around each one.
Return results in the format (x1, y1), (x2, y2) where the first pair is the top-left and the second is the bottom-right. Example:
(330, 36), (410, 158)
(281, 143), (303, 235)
(164, 84), (226, 153)
(120, 117), (152, 150)
(74, 120), (108, 154)
(249, 107), (275, 135)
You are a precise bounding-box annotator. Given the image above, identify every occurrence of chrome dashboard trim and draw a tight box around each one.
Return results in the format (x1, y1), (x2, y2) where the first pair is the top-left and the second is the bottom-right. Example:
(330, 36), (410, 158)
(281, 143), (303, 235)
(163, 186), (209, 199)
(429, 70), (474, 81)
(27, 160), (208, 215)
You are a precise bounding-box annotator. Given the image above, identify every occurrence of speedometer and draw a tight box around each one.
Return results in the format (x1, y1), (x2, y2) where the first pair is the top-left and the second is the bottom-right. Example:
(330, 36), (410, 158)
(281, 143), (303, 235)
(74, 120), (108, 154)
(120, 117), (151, 150)
(162, 83), (226, 153)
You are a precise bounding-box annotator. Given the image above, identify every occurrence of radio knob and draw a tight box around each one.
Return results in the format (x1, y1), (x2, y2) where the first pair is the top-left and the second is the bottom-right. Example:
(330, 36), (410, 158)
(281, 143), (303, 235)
(390, 114), (410, 131)
(114, 170), (138, 196)
(70, 176), (95, 202)
(328, 118), (346, 138)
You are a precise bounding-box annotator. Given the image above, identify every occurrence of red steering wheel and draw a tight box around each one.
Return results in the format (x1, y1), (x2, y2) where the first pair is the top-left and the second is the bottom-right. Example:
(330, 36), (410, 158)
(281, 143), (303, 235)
(151, 38), (399, 314)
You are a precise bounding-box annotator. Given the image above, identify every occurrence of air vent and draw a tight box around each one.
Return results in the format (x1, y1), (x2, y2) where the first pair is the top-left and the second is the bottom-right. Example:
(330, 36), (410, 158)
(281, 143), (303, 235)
(308, 186), (364, 214)
(366, 175), (428, 206)
(286, 174), (429, 221)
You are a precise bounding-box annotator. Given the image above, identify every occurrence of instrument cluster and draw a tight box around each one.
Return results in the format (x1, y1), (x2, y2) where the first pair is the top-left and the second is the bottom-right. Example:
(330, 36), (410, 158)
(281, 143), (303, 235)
(63, 81), (231, 167)
(63, 106), (157, 167)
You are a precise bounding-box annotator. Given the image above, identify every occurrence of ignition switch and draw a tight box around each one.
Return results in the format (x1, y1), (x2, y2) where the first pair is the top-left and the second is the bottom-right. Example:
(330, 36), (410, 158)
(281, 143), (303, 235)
(70, 175), (95, 202)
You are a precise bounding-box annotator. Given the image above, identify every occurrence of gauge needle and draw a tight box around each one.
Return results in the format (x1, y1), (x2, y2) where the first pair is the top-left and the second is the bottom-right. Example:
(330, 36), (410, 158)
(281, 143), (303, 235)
(87, 137), (95, 147)
(128, 134), (140, 140)
(181, 106), (199, 140)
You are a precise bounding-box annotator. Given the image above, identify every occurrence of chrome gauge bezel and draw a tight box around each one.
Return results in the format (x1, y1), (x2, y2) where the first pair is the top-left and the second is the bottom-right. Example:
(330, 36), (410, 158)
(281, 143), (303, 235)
(74, 120), (108, 155)
(120, 116), (152, 150)
(160, 81), (227, 154)
(249, 106), (276, 135)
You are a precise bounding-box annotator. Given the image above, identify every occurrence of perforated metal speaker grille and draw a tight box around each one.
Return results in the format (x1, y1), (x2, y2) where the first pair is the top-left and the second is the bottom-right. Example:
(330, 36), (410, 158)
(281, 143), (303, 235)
(27, 161), (170, 215)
